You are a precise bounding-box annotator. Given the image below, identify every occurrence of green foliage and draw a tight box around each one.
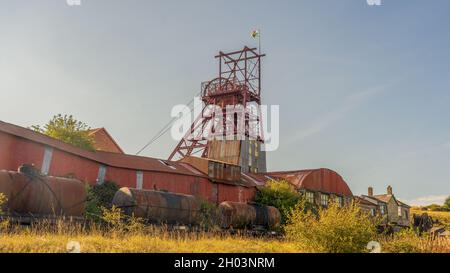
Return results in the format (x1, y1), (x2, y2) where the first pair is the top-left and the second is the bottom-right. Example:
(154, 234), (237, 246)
(85, 181), (120, 220)
(0, 193), (6, 213)
(0, 193), (9, 231)
(381, 229), (422, 253)
(285, 201), (378, 253)
(254, 180), (303, 223)
(426, 204), (446, 212)
(443, 196), (450, 211)
(199, 201), (219, 230)
(32, 114), (95, 151)
(101, 205), (145, 235)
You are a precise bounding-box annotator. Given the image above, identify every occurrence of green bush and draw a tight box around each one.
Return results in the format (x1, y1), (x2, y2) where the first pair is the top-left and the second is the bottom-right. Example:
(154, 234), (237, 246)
(199, 201), (219, 230)
(101, 205), (145, 235)
(285, 201), (378, 253)
(0, 193), (6, 213)
(254, 180), (303, 223)
(0, 193), (8, 231)
(381, 229), (422, 253)
(86, 181), (120, 220)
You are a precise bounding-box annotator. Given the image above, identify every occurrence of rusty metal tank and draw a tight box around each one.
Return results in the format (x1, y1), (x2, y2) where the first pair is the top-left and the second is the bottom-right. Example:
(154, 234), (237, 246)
(218, 201), (281, 230)
(112, 187), (202, 226)
(0, 166), (86, 217)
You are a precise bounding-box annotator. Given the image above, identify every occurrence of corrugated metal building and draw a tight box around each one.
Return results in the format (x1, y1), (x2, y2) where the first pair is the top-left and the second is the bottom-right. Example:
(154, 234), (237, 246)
(243, 168), (354, 207)
(0, 120), (256, 204)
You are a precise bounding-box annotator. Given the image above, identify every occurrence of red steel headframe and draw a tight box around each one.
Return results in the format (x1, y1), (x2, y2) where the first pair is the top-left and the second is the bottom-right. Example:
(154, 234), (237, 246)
(168, 46), (266, 161)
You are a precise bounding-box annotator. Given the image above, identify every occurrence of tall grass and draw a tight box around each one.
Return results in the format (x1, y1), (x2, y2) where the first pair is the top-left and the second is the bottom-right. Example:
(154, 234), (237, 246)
(0, 198), (448, 253)
(379, 229), (449, 253)
(285, 201), (378, 253)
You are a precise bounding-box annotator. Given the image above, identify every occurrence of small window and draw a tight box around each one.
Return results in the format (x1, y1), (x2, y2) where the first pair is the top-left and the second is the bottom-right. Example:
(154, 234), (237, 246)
(380, 205), (386, 215)
(398, 207), (402, 217)
(404, 210), (408, 219)
(41, 146), (53, 175)
(97, 165), (107, 185)
(320, 193), (329, 207)
(306, 192), (315, 204)
(335, 196), (343, 207)
(371, 208), (376, 217)
(136, 171), (143, 190)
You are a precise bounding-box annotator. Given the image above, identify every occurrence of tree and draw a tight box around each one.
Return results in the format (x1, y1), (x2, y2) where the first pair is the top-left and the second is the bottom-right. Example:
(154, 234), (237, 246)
(32, 114), (95, 151)
(443, 196), (450, 211)
(255, 180), (305, 223)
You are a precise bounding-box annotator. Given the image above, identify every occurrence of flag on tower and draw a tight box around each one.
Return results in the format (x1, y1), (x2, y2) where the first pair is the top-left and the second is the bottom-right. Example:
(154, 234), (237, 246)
(251, 29), (260, 39)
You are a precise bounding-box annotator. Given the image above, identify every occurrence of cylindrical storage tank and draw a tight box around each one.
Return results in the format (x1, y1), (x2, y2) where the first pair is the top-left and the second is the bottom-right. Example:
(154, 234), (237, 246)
(218, 201), (281, 230)
(112, 188), (202, 226)
(218, 201), (256, 229)
(0, 170), (86, 217)
(253, 204), (281, 230)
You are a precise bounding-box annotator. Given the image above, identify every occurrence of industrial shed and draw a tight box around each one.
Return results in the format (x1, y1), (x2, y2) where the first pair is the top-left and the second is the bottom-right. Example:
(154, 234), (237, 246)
(0, 120), (256, 204)
(245, 168), (354, 207)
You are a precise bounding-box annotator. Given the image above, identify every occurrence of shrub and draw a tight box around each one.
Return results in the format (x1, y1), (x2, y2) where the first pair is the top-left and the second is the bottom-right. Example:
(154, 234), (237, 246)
(0, 193), (6, 212)
(199, 201), (219, 230)
(285, 201), (378, 253)
(101, 205), (145, 235)
(380, 229), (422, 253)
(255, 180), (304, 223)
(0, 193), (8, 231)
(86, 181), (120, 220)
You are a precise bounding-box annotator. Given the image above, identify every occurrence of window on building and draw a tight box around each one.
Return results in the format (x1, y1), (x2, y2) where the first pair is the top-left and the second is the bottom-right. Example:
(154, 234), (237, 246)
(404, 210), (408, 219)
(335, 196), (343, 207)
(371, 208), (376, 217)
(306, 191), (315, 204)
(136, 171), (143, 190)
(398, 207), (402, 217)
(380, 205), (386, 215)
(97, 165), (107, 185)
(320, 193), (329, 207)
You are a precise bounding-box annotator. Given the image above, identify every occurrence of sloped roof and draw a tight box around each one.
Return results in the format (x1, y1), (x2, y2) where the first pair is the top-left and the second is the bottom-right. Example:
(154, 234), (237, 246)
(373, 194), (393, 203)
(396, 199), (411, 208)
(0, 120), (207, 178)
(361, 195), (387, 205)
(242, 168), (353, 196)
(87, 128), (124, 154)
(371, 193), (411, 208)
(355, 196), (377, 207)
(267, 168), (353, 196)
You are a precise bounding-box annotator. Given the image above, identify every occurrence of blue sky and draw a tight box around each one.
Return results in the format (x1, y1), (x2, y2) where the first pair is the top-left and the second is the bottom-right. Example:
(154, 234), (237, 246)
(0, 0), (449, 205)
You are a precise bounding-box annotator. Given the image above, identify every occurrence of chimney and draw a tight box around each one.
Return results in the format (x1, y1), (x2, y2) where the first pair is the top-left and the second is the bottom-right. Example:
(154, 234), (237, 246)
(387, 185), (393, 195)
(368, 187), (373, 197)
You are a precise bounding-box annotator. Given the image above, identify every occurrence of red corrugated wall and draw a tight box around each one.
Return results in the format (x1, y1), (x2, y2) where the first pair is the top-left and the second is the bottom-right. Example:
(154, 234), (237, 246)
(0, 131), (255, 204)
(0, 132), (45, 171)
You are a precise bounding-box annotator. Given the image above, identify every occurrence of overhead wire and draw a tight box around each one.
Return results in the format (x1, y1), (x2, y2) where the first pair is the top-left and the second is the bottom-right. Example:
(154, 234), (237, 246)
(135, 91), (201, 155)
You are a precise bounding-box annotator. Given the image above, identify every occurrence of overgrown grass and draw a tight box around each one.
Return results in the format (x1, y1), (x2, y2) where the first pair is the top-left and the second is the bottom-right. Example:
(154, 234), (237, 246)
(285, 201), (378, 253)
(0, 220), (303, 253)
(379, 228), (449, 253)
(0, 198), (448, 253)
